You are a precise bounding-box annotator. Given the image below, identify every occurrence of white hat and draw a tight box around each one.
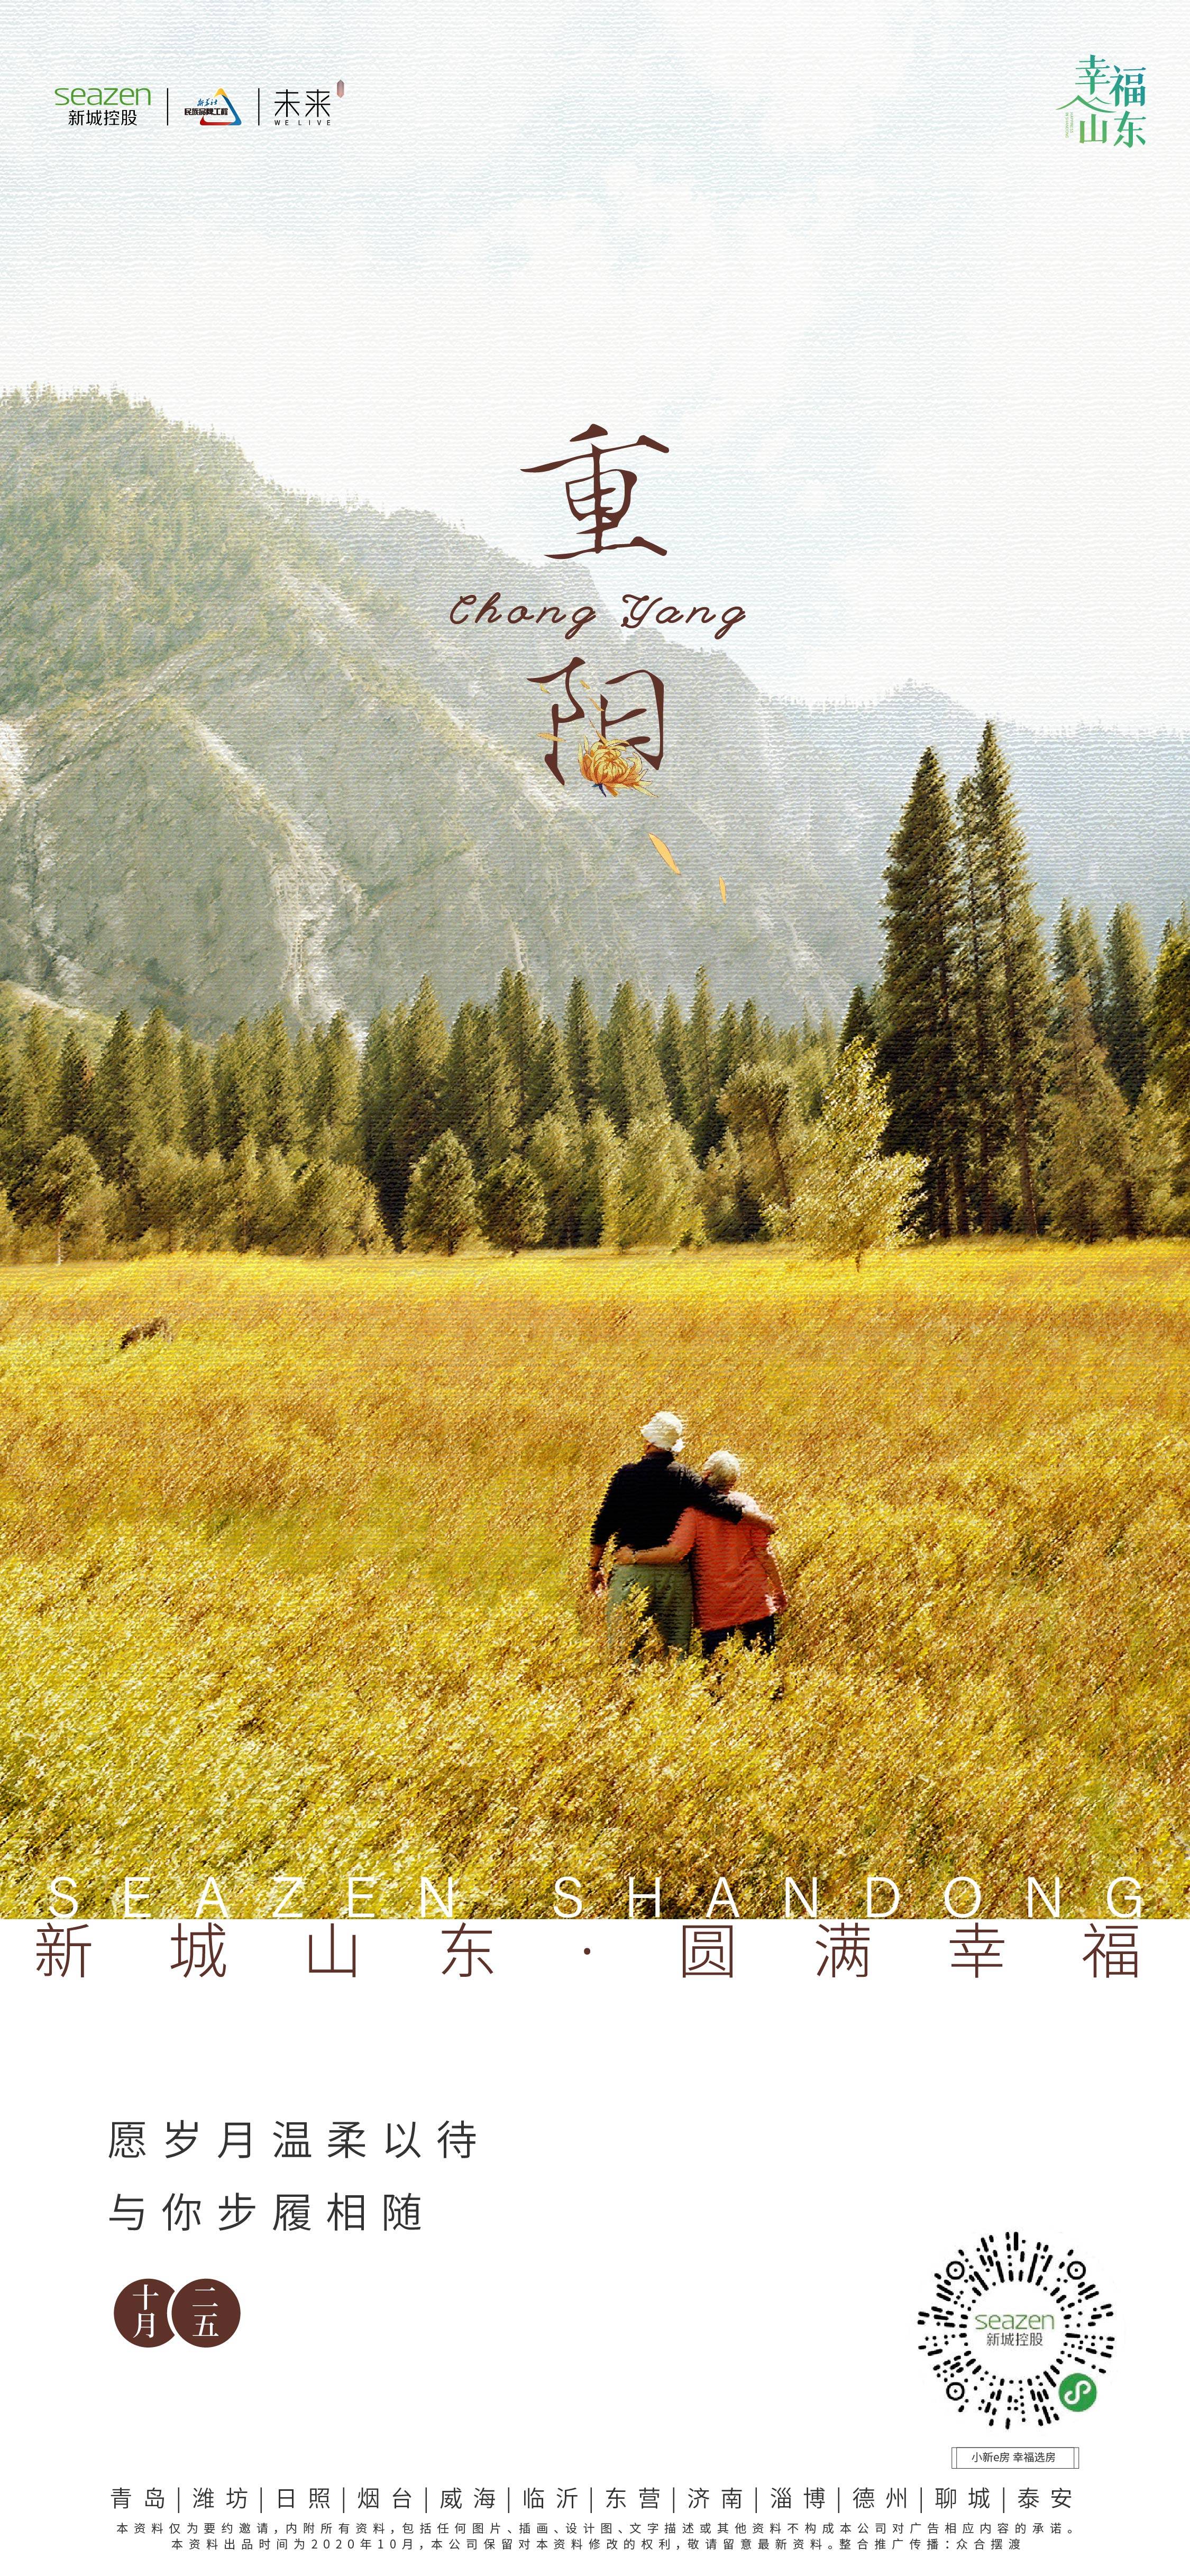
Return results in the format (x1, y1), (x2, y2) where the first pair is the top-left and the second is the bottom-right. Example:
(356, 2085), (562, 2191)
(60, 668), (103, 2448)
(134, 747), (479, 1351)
(641, 1410), (684, 1453)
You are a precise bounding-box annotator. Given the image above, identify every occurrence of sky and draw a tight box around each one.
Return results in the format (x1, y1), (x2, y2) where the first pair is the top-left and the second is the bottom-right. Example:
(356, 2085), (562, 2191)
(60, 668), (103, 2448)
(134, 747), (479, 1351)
(3, 0), (1187, 728)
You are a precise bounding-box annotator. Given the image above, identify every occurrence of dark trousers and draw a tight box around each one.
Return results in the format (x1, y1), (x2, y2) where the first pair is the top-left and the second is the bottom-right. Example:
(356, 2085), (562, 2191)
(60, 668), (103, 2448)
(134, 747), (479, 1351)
(700, 1616), (776, 1658)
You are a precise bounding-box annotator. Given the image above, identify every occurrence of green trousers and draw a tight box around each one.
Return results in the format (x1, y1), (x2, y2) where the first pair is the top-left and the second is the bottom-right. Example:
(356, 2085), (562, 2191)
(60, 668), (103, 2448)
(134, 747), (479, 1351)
(605, 1563), (694, 1655)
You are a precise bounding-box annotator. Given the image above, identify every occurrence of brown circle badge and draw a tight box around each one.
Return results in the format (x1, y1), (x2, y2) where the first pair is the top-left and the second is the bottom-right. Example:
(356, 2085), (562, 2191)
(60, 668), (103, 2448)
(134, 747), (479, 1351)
(169, 2278), (241, 2345)
(114, 2279), (175, 2347)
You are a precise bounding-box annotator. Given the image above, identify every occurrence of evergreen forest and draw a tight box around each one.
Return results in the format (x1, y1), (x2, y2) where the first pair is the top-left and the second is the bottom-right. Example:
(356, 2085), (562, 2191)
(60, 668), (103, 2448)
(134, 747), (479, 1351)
(3, 722), (1188, 1261)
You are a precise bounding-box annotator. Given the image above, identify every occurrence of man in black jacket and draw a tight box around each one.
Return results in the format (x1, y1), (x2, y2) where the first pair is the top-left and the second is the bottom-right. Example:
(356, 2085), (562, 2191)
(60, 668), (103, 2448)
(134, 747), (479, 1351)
(589, 1410), (775, 1655)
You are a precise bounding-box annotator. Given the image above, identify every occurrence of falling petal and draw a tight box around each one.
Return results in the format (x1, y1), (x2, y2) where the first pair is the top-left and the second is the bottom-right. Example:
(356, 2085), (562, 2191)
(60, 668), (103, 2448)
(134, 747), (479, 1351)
(649, 833), (680, 875)
(719, 877), (727, 902)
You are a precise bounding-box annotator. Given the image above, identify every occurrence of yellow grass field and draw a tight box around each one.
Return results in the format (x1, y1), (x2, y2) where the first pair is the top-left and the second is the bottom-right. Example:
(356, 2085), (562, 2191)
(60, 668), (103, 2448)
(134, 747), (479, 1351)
(1, 1240), (1189, 1919)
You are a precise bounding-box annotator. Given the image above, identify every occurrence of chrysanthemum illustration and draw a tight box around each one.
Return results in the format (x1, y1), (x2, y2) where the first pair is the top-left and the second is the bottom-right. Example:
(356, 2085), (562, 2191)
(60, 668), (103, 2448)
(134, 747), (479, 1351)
(578, 734), (648, 796)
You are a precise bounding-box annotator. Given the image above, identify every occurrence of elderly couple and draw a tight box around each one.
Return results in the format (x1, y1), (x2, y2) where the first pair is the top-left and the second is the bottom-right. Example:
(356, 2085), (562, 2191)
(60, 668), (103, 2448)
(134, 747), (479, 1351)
(588, 1408), (786, 1660)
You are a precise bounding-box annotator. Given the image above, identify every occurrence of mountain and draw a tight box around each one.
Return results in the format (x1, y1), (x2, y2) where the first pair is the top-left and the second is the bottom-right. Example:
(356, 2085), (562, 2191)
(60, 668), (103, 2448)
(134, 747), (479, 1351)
(1, 389), (1187, 1039)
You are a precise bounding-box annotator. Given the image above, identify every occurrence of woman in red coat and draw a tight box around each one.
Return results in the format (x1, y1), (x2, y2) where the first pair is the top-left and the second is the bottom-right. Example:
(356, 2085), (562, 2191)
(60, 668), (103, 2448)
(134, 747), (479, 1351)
(614, 1449), (786, 1656)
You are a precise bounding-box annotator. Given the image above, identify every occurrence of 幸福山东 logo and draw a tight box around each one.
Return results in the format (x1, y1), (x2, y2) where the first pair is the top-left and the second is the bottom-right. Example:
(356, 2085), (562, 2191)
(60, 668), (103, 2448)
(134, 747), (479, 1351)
(919, 2230), (1113, 2431)
(1057, 53), (1144, 146)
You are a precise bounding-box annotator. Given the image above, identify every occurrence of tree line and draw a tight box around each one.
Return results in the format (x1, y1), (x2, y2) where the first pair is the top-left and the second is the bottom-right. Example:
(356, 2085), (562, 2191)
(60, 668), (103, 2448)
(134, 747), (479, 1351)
(0, 972), (843, 1261)
(862, 719), (1184, 1243)
(1, 717), (1187, 1260)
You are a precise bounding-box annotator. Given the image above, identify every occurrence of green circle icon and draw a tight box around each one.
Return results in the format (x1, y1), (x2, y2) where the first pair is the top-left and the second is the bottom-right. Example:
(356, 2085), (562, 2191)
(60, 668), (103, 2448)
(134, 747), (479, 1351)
(1059, 2373), (1097, 2412)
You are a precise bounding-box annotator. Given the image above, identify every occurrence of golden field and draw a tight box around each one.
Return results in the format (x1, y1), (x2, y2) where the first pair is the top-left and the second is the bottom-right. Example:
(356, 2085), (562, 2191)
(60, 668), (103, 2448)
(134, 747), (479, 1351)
(1, 1240), (1189, 1918)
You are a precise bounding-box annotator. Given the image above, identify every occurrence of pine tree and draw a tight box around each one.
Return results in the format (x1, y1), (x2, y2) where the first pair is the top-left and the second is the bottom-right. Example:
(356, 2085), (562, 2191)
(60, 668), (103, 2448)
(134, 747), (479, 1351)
(359, 1011), (404, 1238)
(214, 1021), (259, 1158)
(343, 1169), (385, 1252)
(137, 1144), (190, 1252)
(13, 1010), (57, 1168)
(969, 722), (1049, 1235)
(578, 1110), (623, 1246)
(290, 1155), (359, 1257)
(442, 1002), (515, 1175)
(737, 1000), (764, 1066)
(954, 772), (1007, 1233)
(564, 977), (602, 1123)
(360, 1011), (395, 1164)
(56, 1026), (92, 1140)
(1052, 902), (1106, 1038)
(685, 966), (720, 1157)
(715, 1002), (742, 1098)
(1103, 904), (1151, 1107)
(442, 1003), (481, 1165)
(793, 1043), (925, 1268)
(1149, 923), (1190, 1186)
(0, 1016), (54, 1214)
(257, 1006), (302, 1155)
(1076, 907), (1107, 1035)
(90, 1009), (152, 1185)
(527, 1015), (577, 1128)
(880, 748), (969, 1236)
(253, 1146), (297, 1250)
(657, 992), (691, 1126)
(1128, 1080), (1179, 1235)
(1041, 977), (1130, 1241)
(601, 983), (667, 1132)
(1152, 922), (1190, 1088)
(0, 1041), (16, 1191)
(402, 1130), (478, 1255)
(497, 969), (541, 1141)
(224, 1135), (260, 1251)
(526, 1113), (581, 1245)
(479, 1154), (546, 1254)
(839, 986), (877, 1050)
(180, 1038), (217, 1158)
(291, 1028), (322, 1142)
(1052, 897), (1082, 987)
(393, 976), (448, 1212)
(312, 1011), (360, 1161)
(470, 1007), (515, 1170)
(140, 1006), (185, 1147)
(190, 1152), (228, 1249)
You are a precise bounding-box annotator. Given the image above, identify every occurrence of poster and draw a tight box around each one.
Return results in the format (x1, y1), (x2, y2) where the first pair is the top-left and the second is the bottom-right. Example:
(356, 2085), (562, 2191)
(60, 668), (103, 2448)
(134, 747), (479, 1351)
(2, 4), (1188, 2566)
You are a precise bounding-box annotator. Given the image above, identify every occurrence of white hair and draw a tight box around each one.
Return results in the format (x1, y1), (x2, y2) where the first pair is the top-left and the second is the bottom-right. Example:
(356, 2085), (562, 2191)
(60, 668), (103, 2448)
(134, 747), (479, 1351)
(701, 1450), (740, 1491)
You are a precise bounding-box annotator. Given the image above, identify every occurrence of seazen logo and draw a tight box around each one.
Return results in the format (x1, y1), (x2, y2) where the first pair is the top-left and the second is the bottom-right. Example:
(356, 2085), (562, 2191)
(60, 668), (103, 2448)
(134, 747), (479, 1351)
(55, 87), (152, 107)
(919, 2230), (1114, 2431)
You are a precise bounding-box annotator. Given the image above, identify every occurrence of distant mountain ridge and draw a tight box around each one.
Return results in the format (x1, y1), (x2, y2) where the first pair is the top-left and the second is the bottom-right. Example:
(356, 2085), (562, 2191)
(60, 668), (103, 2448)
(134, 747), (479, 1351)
(0, 389), (1186, 1038)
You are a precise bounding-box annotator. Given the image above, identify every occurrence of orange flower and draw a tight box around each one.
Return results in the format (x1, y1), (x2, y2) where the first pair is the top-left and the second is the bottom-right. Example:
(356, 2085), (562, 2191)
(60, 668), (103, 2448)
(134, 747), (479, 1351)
(578, 734), (647, 796)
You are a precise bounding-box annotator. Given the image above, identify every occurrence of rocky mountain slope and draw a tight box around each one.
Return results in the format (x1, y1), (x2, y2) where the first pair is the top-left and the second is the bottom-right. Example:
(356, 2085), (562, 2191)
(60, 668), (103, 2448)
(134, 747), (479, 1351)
(0, 390), (1186, 1037)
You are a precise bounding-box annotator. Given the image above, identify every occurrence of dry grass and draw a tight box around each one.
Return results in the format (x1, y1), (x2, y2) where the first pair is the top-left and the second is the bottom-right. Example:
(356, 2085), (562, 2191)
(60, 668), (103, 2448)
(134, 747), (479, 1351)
(2, 1240), (1189, 1916)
